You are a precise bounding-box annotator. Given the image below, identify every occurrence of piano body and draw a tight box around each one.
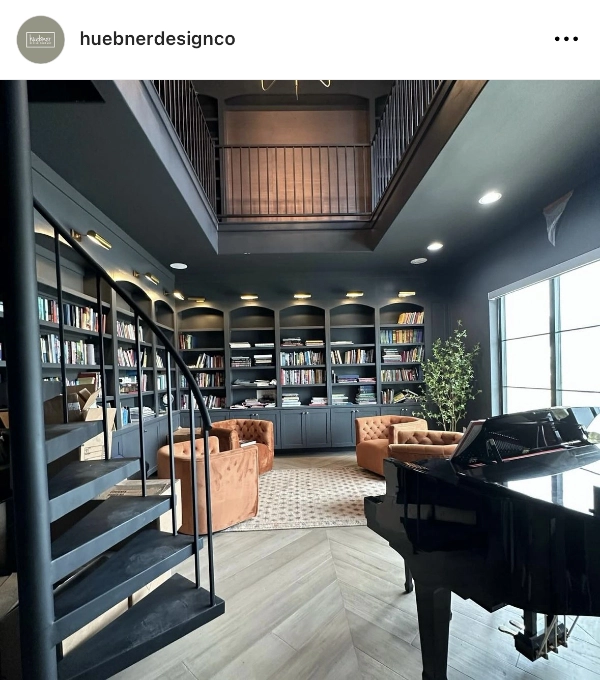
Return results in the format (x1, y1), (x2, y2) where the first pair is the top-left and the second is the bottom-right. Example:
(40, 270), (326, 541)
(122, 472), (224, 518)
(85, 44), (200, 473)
(365, 406), (600, 680)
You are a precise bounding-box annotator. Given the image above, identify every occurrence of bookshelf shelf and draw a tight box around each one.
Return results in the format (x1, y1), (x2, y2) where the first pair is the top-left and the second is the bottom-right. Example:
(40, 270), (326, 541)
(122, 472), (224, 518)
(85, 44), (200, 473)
(330, 324), (375, 329)
(281, 364), (326, 369)
(280, 325), (325, 330)
(181, 347), (224, 352)
(188, 367), (224, 372)
(332, 363), (376, 367)
(381, 380), (424, 385)
(381, 342), (425, 347)
(380, 324), (425, 328)
(231, 366), (275, 370)
(179, 328), (223, 333)
(41, 363), (113, 371)
(116, 337), (153, 347)
(38, 320), (112, 339)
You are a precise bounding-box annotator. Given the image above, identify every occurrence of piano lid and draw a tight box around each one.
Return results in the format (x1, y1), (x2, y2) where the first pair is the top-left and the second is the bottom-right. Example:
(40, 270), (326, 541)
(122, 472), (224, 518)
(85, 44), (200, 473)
(450, 406), (600, 470)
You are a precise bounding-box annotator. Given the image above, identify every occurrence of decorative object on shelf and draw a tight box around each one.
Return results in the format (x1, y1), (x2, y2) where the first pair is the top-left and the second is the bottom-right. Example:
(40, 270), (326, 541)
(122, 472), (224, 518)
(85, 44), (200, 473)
(415, 321), (480, 431)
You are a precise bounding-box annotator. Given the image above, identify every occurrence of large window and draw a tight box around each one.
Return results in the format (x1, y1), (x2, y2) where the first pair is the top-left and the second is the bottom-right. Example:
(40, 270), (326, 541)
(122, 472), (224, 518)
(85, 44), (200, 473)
(499, 260), (600, 413)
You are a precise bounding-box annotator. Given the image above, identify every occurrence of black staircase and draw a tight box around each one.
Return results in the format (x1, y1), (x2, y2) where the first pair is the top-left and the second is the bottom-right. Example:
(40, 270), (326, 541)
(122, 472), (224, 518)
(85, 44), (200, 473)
(0, 81), (224, 680)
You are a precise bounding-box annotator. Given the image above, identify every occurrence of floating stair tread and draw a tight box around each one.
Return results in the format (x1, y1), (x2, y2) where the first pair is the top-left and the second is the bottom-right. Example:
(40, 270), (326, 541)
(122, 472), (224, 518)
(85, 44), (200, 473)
(46, 422), (104, 464)
(53, 530), (196, 643)
(57, 574), (225, 680)
(48, 459), (140, 522)
(51, 496), (171, 583)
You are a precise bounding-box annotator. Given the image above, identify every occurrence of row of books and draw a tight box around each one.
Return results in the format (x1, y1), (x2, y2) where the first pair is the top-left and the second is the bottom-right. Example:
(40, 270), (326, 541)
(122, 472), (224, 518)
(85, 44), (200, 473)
(280, 350), (324, 366)
(181, 394), (226, 410)
(381, 368), (420, 382)
(38, 297), (107, 333)
(116, 320), (144, 342)
(382, 347), (423, 363)
(331, 349), (374, 365)
(189, 353), (224, 369)
(333, 374), (376, 384)
(40, 334), (96, 365)
(156, 374), (167, 390)
(397, 311), (424, 324)
(281, 369), (325, 385)
(119, 373), (148, 393)
(117, 348), (137, 368)
(381, 389), (418, 404)
(380, 329), (424, 344)
(181, 372), (225, 388)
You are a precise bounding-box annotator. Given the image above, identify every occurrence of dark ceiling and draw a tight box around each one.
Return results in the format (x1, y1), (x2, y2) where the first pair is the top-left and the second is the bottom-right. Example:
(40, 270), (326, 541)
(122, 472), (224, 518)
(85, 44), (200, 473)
(28, 80), (600, 300)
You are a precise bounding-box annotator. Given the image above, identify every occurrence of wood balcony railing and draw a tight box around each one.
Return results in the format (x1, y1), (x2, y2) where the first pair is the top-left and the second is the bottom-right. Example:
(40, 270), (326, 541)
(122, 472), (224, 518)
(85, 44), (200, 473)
(219, 144), (372, 220)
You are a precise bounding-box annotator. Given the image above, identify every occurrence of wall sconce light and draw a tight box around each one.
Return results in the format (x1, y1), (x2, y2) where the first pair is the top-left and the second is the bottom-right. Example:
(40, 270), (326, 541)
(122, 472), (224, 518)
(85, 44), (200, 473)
(70, 230), (82, 242)
(346, 291), (363, 298)
(294, 293), (312, 299)
(188, 297), (206, 303)
(240, 294), (258, 301)
(398, 291), (416, 297)
(145, 272), (159, 286)
(87, 230), (112, 250)
(132, 271), (140, 278)
(173, 291), (185, 301)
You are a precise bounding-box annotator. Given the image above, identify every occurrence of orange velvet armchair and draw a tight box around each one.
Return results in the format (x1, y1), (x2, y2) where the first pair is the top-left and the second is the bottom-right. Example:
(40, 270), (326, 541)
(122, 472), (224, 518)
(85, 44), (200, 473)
(209, 418), (274, 475)
(388, 429), (463, 464)
(157, 435), (259, 533)
(355, 415), (428, 476)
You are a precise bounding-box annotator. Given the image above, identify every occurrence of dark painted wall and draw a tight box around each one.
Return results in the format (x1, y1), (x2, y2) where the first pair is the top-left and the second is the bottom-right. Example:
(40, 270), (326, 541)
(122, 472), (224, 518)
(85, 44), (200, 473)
(448, 172), (600, 418)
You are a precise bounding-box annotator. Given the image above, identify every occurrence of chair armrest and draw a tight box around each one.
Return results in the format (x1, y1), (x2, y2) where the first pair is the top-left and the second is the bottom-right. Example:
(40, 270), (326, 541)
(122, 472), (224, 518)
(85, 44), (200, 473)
(389, 424), (423, 444)
(246, 420), (274, 453)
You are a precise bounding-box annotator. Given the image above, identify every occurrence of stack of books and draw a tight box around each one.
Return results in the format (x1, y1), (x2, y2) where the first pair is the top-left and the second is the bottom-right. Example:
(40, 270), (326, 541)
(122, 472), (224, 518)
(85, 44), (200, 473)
(191, 353), (224, 369)
(397, 311), (424, 324)
(332, 393), (349, 405)
(306, 339), (324, 347)
(309, 396), (327, 406)
(331, 348), (374, 364)
(331, 340), (353, 345)
(129, 406), (155, 422)
(382, 348), (400, 363)
(358, 376), (376, 384)
(281, 337), (303, 347)
(230, 341), (251, 349)
(356, 385), (377, 404)
(255, 342), (275, 349)
(231, 356), (252, 368)
(335, 373), (359, 383)
(254, 354), (273, 366)
(282, 393), (302, 407)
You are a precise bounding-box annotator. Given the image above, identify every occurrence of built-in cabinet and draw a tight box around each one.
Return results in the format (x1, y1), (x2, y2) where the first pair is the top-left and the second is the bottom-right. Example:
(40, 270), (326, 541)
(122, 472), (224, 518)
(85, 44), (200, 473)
(280, 408), (330, 449)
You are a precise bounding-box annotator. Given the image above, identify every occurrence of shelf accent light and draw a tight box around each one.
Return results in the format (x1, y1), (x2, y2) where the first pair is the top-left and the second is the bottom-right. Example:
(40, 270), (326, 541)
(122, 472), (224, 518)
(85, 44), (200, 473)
(398, 291), (416, 297)
(188, 297), (206, 303)
(240, 294), (259, 301)
(173, 291), (185, 301)
(294, 293), (312, 299)
(145, 272), (159, 285)
(87, 230), (111, 250)
(346, 291), (364, 298)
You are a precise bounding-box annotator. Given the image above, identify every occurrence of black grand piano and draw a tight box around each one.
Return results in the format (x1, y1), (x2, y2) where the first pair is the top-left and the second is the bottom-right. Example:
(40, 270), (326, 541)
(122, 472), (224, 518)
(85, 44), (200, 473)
(365, 406), (600, 680)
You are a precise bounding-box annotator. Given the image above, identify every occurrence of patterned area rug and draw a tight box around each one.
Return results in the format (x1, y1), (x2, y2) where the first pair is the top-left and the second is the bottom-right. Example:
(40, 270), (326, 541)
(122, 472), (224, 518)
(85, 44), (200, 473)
(225, 465), (386, 531)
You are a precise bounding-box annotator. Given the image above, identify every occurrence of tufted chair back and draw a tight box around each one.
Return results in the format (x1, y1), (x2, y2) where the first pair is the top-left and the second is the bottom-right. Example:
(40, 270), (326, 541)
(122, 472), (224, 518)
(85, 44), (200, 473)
(165, 436), (220, 459)
(355, 415), (427, 444)
(210, 419), (274, 474)
(394, 429), (463, 446)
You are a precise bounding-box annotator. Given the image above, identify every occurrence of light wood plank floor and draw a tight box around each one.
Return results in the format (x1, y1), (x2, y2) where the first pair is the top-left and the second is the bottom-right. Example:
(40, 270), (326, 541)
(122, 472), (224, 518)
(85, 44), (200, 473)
(113, 453), (600, 680)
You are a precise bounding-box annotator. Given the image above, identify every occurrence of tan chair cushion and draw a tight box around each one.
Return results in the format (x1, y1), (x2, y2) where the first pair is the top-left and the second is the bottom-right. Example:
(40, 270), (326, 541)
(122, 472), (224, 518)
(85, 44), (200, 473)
(355, 415), (427, 444)
(393, 430), (463, 446)
(356, 439), (393, 477)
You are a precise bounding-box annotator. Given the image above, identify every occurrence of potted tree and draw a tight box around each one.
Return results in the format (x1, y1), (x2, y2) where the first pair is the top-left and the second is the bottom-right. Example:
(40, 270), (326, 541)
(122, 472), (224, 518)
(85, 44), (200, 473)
(415, 321), (481, 431)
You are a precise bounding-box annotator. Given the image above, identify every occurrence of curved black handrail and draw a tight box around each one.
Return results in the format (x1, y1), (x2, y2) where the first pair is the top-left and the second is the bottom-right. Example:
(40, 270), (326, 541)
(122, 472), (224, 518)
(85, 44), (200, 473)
(33, 198), (216, 601)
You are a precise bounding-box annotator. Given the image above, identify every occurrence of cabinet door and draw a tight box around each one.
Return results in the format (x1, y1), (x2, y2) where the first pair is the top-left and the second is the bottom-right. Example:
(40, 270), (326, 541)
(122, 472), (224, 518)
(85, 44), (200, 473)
(209, 410), (230, 424)
(279, 410), (304, 449)
(380, 405), (418, 417)
(143, 421), (160, 475)
(330, 409), (355, 447)
(303, 409), (330, 448)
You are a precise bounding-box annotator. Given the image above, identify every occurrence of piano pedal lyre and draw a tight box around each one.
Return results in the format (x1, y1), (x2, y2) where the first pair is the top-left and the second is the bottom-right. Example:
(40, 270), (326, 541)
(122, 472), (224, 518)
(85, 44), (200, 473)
(514, 615), (568, 661)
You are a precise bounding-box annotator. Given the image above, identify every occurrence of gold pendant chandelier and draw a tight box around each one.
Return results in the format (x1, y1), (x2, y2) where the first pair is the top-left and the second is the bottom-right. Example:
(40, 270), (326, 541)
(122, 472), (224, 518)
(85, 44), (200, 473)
(260, 80), (331, 100)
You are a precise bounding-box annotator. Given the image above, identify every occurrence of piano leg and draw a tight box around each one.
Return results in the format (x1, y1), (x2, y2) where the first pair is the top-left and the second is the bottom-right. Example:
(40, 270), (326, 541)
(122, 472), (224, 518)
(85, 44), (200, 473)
(415, 581), (452, 680)
(405, 563), (414, 593)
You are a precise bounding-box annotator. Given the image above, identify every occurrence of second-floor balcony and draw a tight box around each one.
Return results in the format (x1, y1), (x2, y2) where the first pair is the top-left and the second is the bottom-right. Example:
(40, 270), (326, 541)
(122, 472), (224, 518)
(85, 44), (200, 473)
(152, 80), (443, 224)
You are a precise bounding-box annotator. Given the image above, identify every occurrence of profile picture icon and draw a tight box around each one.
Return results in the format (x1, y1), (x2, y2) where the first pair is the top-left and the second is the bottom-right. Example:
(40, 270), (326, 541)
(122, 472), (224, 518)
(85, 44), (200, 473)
(18, 16), (65, 63)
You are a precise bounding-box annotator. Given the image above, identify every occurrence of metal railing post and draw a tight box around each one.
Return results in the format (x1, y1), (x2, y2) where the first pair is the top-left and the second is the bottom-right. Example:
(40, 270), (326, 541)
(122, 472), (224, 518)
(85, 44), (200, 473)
(0, 80), (58, 680)
(135, 314), (147, 495)
(53, 232), (69, 423)
(96, 275), (110, 459)
(188, 390), (201, 588)
(166, 354), (177, 536)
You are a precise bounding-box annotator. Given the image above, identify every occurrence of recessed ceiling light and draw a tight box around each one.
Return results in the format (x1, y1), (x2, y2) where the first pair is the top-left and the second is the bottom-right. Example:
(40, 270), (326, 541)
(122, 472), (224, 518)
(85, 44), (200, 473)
(240, 294), (258, 300)
(478, 191), (502, 205)
(398, 291), (416, 297)
(170, 262), (188, 270)
(410, 258), (428, 265)
(346, 291), (364, 298)
(294, 293), (311, 299)
(427, 242), (443, 251)
(173, 291), (185, 301)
